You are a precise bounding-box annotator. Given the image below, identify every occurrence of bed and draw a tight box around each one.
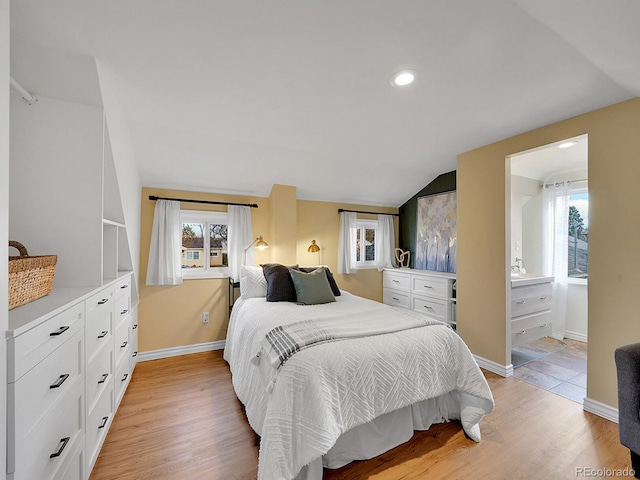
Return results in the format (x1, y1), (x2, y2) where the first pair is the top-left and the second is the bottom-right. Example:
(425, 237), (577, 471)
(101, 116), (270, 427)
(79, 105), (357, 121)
(223, 265), (494, 480)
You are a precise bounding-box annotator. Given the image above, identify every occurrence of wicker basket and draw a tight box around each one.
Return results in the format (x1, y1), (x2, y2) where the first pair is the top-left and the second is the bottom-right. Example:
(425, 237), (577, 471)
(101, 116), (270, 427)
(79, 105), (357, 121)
(8, 241), (57, 309)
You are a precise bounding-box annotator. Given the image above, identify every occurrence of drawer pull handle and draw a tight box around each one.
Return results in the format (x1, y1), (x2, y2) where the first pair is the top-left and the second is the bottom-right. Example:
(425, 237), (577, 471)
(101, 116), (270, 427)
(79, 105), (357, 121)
(50, 437), (70, 458)
(97, 298), (109, 305)
(423, 285), (433, 289)
(49, 374), (69, 389)
(121, 341), (128, 348)
(98, 373), (109, 384)
(392, 297), (400, 301)
(98, 416), (109, 429)
(539, 296), (547, 300)
(516, 300), (526, 305)
(121, 373), (129, 382)
(97, 330), (109, 339)
(132, 351), (138, 357)
(121, 309), (129, 315)
(49, 326), (69, 337)
(423, 305), (434, 311)
(392, 279), (400, 283)
(516, 330), (526, 335)
(132, 324), (138, 330)
(540, 323), (548, 328)
(120, 284), (129, 289)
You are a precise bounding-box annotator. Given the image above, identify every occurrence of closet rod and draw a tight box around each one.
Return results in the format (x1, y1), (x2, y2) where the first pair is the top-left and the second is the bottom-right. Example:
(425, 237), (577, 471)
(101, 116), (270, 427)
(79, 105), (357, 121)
(10, 77), (37, 105)
(148, 195), (258, 208)
(338, 208), (399, 217)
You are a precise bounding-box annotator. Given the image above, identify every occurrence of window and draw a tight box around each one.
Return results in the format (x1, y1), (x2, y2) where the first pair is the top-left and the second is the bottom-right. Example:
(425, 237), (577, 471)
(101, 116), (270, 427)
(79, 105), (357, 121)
(352, 219), (378, 269)
(568, 188), (588, 279)
(181, 210), (229, 278)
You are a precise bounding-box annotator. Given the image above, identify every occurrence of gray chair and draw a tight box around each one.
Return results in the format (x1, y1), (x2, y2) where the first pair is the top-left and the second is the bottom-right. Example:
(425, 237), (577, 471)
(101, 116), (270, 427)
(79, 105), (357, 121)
(615, 343), (640, 478)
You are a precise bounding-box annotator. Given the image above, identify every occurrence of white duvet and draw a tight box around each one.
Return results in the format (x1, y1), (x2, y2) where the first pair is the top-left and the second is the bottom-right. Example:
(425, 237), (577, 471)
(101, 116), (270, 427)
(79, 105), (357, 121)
(224, 292), (494, 480)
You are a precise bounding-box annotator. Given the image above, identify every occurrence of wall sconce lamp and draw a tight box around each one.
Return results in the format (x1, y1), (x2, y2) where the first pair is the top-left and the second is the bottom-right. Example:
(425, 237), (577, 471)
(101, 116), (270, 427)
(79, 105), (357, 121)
(243, 235), (269, 264)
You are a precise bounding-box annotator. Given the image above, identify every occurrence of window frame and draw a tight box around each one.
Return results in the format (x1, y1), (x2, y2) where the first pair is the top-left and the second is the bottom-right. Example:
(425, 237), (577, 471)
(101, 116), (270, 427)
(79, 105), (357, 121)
(180, 210), (229, 279)
(567, 184), (588, 285)
(352, 219), (379, 270)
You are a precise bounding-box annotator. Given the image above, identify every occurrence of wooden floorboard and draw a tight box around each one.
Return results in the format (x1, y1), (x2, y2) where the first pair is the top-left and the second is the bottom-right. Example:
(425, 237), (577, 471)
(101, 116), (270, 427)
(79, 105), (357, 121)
(90, 351), (631, 480)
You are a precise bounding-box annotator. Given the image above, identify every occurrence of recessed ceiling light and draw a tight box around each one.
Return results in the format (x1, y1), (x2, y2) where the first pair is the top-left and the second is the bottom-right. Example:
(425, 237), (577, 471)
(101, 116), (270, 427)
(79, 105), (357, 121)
(558, 141), (578, 149)
(391, 70), (416, 87)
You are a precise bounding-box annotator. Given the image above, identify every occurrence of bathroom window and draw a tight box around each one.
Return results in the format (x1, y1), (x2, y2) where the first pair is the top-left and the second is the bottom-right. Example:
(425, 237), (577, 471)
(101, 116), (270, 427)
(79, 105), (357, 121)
(568, 191), (588, 279)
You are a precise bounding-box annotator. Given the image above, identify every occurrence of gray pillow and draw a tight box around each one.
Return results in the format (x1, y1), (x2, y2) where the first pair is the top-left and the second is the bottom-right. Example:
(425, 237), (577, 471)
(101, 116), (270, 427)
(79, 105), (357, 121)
(289, 267), (336, 305)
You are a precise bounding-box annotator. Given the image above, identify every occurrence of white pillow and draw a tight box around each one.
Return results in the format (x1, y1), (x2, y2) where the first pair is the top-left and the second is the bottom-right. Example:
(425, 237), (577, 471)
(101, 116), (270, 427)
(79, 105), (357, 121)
(240, 265), (267, 298)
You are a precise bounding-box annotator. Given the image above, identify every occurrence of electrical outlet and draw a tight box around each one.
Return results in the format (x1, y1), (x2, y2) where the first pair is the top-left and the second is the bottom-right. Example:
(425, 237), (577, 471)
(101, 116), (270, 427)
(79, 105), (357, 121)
(202, 312), (210, 324)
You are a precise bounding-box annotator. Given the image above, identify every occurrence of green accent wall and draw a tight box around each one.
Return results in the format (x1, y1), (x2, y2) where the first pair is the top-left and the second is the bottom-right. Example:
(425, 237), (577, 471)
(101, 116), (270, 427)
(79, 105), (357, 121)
(399, 171), (456, 268)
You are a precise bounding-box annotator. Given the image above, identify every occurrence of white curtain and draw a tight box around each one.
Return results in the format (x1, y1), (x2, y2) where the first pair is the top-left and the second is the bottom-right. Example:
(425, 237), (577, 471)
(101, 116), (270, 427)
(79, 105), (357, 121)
(228, 205), (254, 281)
(338, 211), (357, 274)
(376, 214), (398, 271)
(146, 200), (183, 286)
(543, 181), (570, 339)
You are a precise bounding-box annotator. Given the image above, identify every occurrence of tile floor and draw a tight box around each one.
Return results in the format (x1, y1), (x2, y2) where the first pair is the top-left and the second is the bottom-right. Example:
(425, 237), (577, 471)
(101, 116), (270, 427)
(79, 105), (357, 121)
(512, 337), (587, 404)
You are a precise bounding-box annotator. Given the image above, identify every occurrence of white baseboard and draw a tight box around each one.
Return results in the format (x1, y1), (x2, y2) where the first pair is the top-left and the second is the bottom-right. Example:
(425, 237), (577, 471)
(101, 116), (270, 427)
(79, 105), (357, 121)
(583, 397), (618, 424)
(564, 330), (588, 343)
(137, 340), (226, 362)
(474, 355), (514, 377)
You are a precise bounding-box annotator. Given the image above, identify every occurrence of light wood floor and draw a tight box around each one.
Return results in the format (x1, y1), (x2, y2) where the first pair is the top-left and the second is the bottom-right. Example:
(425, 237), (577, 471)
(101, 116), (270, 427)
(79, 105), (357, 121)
(90, 351), (630, 480)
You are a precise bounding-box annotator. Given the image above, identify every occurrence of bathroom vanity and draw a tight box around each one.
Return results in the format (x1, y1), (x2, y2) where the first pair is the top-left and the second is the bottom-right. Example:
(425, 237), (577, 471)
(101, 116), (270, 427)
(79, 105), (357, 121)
(510, 274), (554, 347)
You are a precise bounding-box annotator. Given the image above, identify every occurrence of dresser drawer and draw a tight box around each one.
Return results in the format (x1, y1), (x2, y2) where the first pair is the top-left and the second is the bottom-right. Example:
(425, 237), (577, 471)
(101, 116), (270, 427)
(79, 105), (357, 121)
(115, 275), (132, 299)
(85, 288), (114, 365)
(512, 320), (553, 348)
(383, 288), (410, 309)
(412, 275), (447, 300)
(412, 295), (447, 321)
(86, 383), (114, 471)
(511, 310), (552, 332)
(9, 302), (84, 383)
(115, 349), (132, 405)
(11, 329), (84, 437)
(52, 434), (84, 480)
(115, 294), (131, 328)
(114, 318), (131, 369)
(511, 283), (552, 318)
(383, 272), (410, 292)
(86, 343), (113, 416)
(12, 380), (84, 480)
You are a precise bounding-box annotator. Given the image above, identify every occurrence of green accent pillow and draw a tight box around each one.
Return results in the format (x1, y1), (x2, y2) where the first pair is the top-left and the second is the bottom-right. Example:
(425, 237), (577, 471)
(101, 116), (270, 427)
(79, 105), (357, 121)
(289, 267), (336, 305)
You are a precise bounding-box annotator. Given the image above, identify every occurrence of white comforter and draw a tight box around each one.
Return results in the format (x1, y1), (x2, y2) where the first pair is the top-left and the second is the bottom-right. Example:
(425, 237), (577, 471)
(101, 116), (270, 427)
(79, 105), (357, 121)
(224, 292), (494, 480)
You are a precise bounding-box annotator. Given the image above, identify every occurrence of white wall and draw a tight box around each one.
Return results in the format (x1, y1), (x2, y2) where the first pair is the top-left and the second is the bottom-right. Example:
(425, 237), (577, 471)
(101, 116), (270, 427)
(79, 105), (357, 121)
(511, 175), (542, 270)
(566, 283), (588, 341)
(1, 0), (10, 476)
(522, 192), (544, 274)
(10, 95), (104, 288)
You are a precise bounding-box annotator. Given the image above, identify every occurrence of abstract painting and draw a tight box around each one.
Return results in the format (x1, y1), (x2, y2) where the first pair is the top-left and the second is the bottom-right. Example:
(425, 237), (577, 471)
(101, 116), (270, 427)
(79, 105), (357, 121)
(415, 191), (457, 273)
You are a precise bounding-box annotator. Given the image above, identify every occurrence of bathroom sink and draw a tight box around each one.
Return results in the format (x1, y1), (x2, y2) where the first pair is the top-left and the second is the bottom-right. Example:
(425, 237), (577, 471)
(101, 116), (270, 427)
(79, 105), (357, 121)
(510, 273), (554, 286)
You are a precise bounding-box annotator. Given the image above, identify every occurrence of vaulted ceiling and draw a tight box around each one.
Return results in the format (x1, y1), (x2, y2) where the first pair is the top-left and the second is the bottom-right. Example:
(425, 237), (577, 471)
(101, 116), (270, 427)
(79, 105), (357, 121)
(9, 1), (639, 206)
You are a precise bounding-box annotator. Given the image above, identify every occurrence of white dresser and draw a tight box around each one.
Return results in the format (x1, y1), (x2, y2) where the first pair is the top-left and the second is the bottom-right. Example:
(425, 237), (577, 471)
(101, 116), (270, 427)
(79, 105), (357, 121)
(7, 272), (137, 480)
(382, 268), (457, 327)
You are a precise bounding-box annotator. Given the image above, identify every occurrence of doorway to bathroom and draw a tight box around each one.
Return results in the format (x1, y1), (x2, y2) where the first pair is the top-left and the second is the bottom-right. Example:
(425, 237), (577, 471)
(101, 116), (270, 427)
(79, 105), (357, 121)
(507, 134), (588, 404)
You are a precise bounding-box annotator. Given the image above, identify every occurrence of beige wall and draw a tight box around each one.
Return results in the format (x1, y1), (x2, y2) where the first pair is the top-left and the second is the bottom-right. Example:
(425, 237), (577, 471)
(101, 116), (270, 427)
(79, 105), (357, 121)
(139, 187), (398, 352)
(458, 97), (640, 408)
(296, 200), (399, 301)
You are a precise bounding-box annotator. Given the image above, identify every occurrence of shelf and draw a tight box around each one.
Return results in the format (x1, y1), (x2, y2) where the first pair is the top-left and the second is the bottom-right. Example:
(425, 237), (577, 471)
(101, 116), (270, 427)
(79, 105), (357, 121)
(102, 218), (126, 228)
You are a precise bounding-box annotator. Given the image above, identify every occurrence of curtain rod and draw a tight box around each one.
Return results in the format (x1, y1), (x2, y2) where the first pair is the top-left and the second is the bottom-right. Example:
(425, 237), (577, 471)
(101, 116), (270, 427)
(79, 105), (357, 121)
(149, 195), (258, 208)
(543, 178), (588, 188)
(338, 208), (399, 217)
